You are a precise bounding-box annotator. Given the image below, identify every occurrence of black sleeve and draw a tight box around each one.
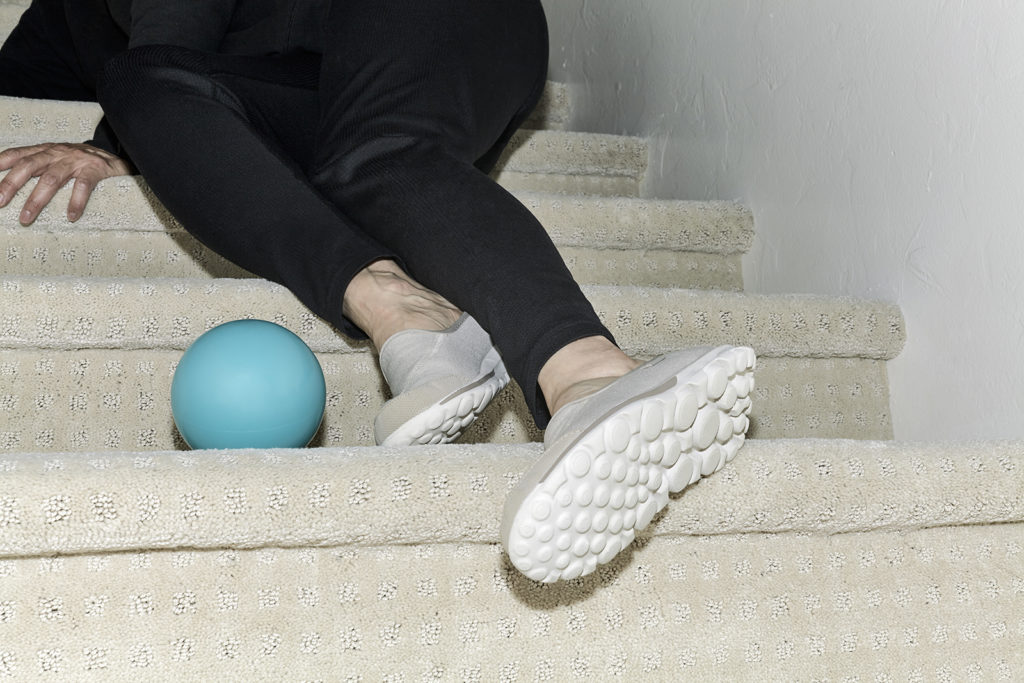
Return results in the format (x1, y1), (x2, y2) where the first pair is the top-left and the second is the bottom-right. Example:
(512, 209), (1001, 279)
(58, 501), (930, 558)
(85, 118), (136, 171)
(62, 0), (133, 163)
(1, 0), (235, 164)
(0, 0), (96, 101)
(0, 0), (133, 164)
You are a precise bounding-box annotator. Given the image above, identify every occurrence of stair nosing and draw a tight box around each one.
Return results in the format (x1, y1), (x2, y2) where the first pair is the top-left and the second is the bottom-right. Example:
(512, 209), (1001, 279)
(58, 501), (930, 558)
(0, 439), (1019, 557)
(1, 182), (754, 255)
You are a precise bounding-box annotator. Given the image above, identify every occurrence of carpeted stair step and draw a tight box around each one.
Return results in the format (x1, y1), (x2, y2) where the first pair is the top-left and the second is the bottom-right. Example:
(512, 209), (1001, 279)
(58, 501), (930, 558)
(525, 81), (571, 130)
(0, 96), (645, 196)
(0, 348), (895, 451)
(0, 275), (905, 451)
(0, 179), (752, 290)
(0, 277), (905, 358)
(0, 1), (22, 43)
(0, 439), (1020, 679)
(5, 439), (1017, 554)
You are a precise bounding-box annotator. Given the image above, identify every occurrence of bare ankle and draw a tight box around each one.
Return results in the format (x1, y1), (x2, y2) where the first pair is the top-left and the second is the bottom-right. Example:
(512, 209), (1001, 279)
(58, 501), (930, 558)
(343, 260), (461, 350)
(538, 336), (641, 416)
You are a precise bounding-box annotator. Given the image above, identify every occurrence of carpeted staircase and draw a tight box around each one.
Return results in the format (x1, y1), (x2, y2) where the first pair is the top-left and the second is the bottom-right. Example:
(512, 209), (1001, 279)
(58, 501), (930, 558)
(1, 4), (1022, 679)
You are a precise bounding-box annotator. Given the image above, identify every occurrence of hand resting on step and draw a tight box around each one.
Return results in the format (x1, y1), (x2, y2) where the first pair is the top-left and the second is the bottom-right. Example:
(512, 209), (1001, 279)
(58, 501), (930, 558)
(0, 142), (131, 226)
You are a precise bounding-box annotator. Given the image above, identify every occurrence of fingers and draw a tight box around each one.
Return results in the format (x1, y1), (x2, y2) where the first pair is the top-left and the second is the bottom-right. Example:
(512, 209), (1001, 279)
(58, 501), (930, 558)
(0, 146), (50, 211)
(0, 144), (43, 172)
(0, 143), (129, 225)
(19, 161), (74, 226)
(68, 175), (98, 222)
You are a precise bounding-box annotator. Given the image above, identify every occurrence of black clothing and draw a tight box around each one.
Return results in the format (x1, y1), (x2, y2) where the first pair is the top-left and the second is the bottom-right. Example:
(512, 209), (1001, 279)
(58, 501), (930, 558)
(1, 0), (616, 427)
(106, 0), (328, 55)
(0, 0), (126, 154)
(0, 0), (328, 156)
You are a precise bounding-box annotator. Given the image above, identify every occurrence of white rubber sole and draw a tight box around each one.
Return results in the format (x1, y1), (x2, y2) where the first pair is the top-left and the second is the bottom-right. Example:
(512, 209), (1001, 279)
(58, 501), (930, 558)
(501, 345), (756, 583)
(380, 347), (509, 446)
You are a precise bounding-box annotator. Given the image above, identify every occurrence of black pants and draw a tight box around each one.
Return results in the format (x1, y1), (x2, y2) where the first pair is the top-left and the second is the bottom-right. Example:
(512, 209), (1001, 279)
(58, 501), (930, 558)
(21, 0), (614, 427)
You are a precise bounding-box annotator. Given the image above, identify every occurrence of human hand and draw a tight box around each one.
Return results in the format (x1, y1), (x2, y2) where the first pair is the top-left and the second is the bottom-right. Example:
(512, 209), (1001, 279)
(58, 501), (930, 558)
(0, 142), (131, 225)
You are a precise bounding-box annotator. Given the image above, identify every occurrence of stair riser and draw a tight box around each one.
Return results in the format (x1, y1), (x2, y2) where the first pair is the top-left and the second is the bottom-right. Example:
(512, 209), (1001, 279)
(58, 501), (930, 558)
(2, 440), (1019, 553)
(2, 524), (1017, 680)
(0, 277), (907, 360)
(0, 349), (894, 453)
(488, 171), (640, 197)
(0, 99), (646, 196)
(1, 230), (744, 291)
(524, 82), (571, 130)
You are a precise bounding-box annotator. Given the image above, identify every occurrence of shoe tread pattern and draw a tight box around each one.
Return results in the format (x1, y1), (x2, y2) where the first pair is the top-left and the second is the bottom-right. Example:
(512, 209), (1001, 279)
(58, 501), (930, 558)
(505, 346), (756, 583)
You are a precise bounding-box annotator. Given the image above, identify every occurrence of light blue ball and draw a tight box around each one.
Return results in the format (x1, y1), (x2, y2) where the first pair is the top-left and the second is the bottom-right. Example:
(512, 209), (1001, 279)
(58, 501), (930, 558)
(171, 320), (326, 449)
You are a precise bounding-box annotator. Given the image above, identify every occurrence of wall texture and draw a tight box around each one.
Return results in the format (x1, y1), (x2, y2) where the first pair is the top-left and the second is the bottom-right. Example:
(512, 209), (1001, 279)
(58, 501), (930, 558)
(542, 0), (1024, 440)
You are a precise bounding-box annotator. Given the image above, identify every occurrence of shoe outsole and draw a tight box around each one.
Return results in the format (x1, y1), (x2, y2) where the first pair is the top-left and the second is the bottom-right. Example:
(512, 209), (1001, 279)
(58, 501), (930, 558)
(501, 346), (756, 583)
(380, 348), (510, 446)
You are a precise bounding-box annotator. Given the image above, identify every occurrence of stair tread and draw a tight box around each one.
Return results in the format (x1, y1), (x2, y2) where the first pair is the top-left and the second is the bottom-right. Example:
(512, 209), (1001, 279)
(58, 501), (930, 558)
(0, 178), (752, 254)
(0, 439), (1019, 557)
(3, 228), (744, 290)
(0, 274), (906, 359)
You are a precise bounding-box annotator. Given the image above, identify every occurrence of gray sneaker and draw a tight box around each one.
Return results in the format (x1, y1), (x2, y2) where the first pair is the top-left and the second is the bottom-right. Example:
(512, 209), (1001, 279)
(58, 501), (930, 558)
(501, 345), (756, 583)
(375, 314), (509, 446)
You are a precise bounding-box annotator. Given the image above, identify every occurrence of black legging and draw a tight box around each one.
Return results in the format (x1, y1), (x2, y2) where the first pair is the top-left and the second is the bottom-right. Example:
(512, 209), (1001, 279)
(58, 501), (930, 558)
(88, 0), (614, 427)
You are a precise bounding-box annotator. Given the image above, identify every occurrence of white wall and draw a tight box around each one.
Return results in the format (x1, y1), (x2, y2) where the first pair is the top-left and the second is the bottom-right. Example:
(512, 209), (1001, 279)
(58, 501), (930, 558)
(542, 0), (1024, 440)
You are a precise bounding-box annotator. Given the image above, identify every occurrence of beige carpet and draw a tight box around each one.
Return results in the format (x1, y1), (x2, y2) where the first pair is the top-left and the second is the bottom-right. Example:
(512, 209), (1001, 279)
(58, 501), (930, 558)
(0, 441), (1020, 680)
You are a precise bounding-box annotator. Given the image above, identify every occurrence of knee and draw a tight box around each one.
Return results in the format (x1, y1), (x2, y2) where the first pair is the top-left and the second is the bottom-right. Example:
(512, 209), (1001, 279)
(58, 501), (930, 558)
(309, 134), (450, 194)
(96, 45), (209, 115)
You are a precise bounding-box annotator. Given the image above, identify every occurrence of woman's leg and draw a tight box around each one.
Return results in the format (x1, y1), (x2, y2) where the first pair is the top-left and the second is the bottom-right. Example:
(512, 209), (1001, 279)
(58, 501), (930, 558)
(297, 0), (757, 583)
(96, 46), (396, 339)
(305, 0), (624, 427)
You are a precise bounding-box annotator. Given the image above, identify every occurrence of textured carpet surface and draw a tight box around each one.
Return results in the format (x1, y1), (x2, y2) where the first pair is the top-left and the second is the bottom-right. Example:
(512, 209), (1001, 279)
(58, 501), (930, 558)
(3, 222), (744, 290)
(0, 442), (1021, 680)
(2, 525), (1020, 681)
(0, 276), (905, 358)
(1, 440), (1021, 554)
(1, 180), (754, 253)
(0, 274), (903, 449)
(0, 350), (893, 452)
(0, 179), (752, 289)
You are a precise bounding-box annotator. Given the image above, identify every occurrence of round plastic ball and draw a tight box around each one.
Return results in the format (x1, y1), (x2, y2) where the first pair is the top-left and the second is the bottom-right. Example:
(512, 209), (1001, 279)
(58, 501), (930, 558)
(171, 320), (326, 449)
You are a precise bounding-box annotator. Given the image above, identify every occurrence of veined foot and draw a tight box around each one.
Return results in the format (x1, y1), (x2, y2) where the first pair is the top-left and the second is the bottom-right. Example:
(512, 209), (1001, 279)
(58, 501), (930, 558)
(501, 345), (756, 583)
